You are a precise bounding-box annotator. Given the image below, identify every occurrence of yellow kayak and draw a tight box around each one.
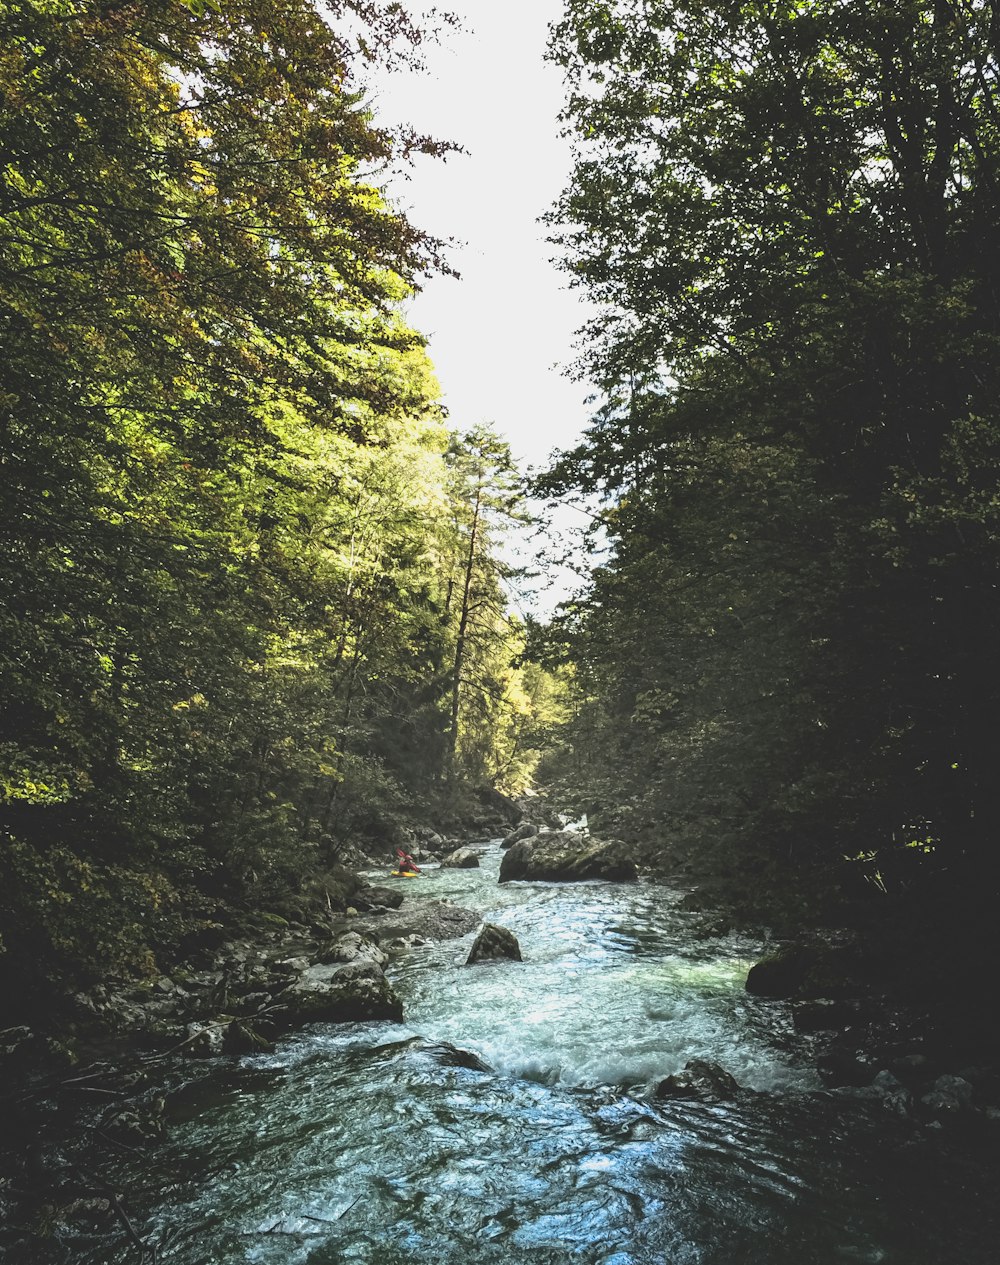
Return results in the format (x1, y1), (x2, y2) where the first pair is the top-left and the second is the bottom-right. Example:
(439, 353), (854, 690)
(390, 869), (420, 878)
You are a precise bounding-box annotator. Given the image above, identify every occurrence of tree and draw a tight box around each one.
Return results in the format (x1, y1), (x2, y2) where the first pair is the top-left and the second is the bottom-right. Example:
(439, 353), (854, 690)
(0, 0), (462, 994)
(443, 425), (529, 786)
(543, 1), (1000, 902)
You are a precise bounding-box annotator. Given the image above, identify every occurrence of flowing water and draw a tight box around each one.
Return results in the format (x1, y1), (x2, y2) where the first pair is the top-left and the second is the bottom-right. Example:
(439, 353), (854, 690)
(47, 843), (1000, 1263)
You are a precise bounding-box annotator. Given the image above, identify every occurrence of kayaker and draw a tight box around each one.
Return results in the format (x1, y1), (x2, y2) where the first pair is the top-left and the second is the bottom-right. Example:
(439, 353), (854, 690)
(395, 847), (420, 874)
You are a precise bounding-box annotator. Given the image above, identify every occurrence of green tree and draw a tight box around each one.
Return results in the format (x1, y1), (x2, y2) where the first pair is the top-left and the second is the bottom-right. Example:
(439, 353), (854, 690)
(544, 0), (1000, 902)
(443, 425), (530, 787)
(0, 0), (463, 994)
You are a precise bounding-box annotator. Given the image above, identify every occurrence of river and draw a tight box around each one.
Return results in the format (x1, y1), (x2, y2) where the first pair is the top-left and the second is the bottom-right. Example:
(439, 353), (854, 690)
(38, 841), (1000, 1263)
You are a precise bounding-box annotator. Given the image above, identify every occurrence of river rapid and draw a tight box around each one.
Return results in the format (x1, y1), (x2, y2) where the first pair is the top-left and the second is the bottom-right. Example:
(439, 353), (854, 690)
(43, 841), (1000, 1263)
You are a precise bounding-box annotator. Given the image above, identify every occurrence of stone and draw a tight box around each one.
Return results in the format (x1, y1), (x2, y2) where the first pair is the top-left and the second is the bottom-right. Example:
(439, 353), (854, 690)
(418, 1040), (493, 1072)
(466, 923), (523, 965)
(276, 961), (403, 1026)
(861, 1070), (914, 1115)
(55, 1198), (115, 1226)
(745, 946), (813, 998)
(384, 934), (427, 952)
(183, 1022), (226, 1057)
(498, 831), (638, 884)
(364, 899), (480, 944)
(501, 822), (539, 849)
(317, 931), (388, 969)
(746, 943), (865, 1000)
(362, 885), (405, 910)
(654, 1059), (740, 1102)
(441, 847), (481, 869)
(921, 1089), (963, 1114)
(277, 956), (311, 973)
(223, 1019), (275, 1055)
(923, 1074), (975, 1111)
(235, 991), (272, 1015)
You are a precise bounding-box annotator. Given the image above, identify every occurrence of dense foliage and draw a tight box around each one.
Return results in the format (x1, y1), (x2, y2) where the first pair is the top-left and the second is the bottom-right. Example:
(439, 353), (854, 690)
(542, 0), (1000, 912)
(0, 0), (556, 1000)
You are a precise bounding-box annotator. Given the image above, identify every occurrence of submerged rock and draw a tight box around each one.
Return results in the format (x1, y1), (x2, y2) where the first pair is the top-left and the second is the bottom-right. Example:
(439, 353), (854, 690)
(441, 847), (481, 869)
(417, 1040), (493, 1072)
(466, 923), (522, 965)
(498, 831), (638, 884)
(654, 1058), (740, 1102)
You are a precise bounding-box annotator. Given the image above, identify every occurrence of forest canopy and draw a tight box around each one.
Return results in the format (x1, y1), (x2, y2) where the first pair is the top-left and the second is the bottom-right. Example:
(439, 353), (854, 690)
(0, 0), (561, 997)
(538, 0), (1000, 912)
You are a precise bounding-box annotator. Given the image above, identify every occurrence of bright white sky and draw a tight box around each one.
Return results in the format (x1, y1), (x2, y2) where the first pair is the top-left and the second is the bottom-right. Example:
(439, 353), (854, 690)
(369, 0), (595, 474)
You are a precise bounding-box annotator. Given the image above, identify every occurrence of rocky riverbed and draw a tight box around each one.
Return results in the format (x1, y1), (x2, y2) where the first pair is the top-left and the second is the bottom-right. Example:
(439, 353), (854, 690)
(3, 833), (1000, 1265)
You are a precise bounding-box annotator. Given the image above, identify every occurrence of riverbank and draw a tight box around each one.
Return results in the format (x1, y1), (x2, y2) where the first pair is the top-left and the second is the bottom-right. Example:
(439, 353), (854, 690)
(0, 863), (485, 1259)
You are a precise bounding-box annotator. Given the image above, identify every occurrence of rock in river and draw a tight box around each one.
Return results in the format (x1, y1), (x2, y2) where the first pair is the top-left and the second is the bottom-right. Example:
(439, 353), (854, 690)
(654, 1058), (741, 1102)
(501, 822), (539, 849)
(441, 847), (481, 869)
(466, 923), (522, 964)
(745, 943), (866, 1000)
(276, 960), (403, 1026)
(315, 930), (388, 969)
(498, 831), (638, 883)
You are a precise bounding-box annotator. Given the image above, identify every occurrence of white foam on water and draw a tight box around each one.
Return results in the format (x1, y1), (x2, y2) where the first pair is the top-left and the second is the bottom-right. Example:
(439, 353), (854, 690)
(387, 851), (819, 1094)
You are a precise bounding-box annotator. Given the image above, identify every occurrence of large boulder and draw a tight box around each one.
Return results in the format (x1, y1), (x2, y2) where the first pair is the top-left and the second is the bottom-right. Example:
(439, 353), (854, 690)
(746, 943), (865, 999)
(359, 899), (480, 944)
(466, 923), (522, 965)
(441, 847), (481, 869)
(501, 822), (539, 849)
(276, 960), (403, 1026)
(498, 831), (638, 884)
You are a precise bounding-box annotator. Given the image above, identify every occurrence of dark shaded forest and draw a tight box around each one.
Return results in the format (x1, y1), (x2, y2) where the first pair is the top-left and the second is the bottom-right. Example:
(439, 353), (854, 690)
(535, 0), (1000, 983)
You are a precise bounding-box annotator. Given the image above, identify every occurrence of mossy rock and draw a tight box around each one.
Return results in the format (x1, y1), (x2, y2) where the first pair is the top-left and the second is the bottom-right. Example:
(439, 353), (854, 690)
(746, 944), (867, 999)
